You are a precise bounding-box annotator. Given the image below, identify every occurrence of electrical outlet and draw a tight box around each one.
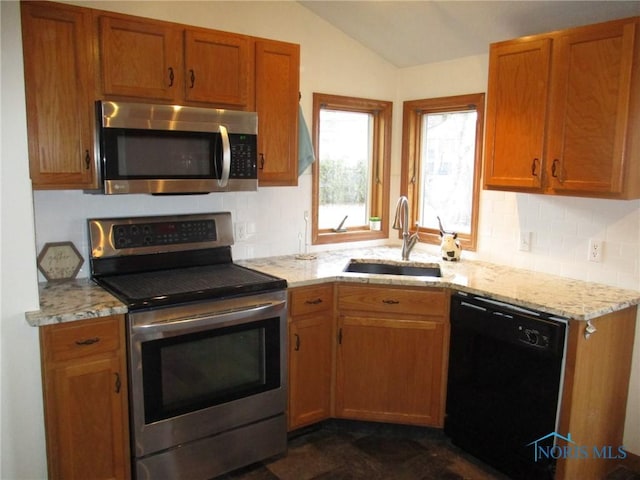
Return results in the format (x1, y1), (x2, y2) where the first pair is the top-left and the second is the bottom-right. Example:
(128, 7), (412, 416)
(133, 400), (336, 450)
(519, 231), (532, 252)
(588, 239), (603, 263)
(234, 222), (247, 241)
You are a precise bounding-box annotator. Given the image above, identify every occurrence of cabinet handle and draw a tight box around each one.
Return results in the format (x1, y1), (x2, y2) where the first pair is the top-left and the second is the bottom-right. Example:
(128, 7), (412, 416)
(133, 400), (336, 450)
(168, 67), (174, 87)
(531, 158), (539, 177)
(259, 153), (265, 170)
(189, 69), (195, 88)
(114, 373), (121, 394)
(382, 299), (400, 305)
(551, 159), (559, 178)
(294, 334), (300, 351)
(305, 298), (323, 305)
(84, 150), (90, 170)
(338, 328), (343, 345)
(75, 337), (100, 346)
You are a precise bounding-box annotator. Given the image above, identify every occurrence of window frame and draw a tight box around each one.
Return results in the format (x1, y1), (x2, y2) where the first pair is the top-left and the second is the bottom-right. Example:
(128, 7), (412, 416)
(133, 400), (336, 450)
(312, 93), (392, 245)
(400, 93), (485, 251)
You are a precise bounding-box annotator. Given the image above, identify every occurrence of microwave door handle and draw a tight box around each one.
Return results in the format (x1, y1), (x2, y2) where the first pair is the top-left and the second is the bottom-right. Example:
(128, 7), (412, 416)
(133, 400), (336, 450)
(218, 125), (230, 188)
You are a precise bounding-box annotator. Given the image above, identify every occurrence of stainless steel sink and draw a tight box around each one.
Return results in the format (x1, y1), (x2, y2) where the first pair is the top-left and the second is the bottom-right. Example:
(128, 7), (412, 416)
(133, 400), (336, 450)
(343, 260), (442, 277)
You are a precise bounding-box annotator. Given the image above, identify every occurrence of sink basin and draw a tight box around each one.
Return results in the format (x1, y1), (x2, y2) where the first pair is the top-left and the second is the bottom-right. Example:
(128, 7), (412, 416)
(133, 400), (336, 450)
(344, 260), (442, 277)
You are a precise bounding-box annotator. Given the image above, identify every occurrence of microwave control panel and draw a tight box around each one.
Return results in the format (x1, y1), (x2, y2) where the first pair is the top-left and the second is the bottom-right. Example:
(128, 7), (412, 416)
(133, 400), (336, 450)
(230, 134), (257, 179)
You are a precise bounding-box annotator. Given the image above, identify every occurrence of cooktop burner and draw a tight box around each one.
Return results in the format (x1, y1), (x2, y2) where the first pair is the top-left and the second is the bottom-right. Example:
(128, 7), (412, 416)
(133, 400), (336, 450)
(88, 213), (287, 309)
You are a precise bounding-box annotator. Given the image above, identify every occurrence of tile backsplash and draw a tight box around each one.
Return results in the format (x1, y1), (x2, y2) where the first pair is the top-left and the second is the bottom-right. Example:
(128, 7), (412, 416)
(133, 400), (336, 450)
(32, 177), (640, 291)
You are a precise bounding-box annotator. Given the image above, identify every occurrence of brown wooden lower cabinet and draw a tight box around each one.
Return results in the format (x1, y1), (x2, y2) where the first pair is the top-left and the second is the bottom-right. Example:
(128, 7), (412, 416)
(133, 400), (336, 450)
(40, 315), (130, 480)
(556, 307), (637, 480)
(287, 284), (334, 430)
(334, 285), (449, 427)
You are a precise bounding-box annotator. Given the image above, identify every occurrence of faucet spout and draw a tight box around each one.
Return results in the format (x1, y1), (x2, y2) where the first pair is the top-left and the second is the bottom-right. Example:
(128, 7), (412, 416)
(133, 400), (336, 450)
(393, 196), (419, 261)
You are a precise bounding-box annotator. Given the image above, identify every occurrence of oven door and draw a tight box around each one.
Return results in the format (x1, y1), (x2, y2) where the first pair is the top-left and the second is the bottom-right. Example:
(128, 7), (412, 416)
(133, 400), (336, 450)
(127, 290), (287, 459)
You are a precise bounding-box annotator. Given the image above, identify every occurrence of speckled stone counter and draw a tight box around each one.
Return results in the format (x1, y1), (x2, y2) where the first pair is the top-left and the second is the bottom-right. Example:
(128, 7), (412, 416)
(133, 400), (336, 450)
(237, 246), (640, 321)
(25, 278), (127, 327)
(26, 246), (640, 326)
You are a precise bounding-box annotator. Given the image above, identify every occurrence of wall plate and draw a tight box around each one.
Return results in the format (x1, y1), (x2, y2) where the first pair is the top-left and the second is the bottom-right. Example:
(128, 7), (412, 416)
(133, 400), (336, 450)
(37, 241), (84, 282)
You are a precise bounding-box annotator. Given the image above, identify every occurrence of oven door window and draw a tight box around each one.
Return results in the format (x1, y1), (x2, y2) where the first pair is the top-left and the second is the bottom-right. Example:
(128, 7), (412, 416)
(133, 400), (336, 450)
(102, 128), (223, 179)
(141, 317), (280, 424)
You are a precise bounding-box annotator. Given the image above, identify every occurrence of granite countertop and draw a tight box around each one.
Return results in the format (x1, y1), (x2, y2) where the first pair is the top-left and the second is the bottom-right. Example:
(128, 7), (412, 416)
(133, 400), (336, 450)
(26, 246), (640, 326)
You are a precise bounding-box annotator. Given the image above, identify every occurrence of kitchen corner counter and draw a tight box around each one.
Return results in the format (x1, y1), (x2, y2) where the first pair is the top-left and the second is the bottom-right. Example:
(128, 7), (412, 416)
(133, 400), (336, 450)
(237, 246), (640, 321)
(25, 246), (640, 326)
(25, 278), (127, 327)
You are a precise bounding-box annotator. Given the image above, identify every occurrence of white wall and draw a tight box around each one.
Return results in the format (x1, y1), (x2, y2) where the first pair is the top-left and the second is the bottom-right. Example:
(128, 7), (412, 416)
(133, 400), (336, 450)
(1, 2), (47, 478)
(3, 1), (640, 477)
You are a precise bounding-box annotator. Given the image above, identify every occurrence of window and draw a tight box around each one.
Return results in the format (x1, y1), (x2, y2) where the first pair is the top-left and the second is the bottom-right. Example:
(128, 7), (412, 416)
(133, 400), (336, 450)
(312, 93), (392, 245)
(401, 93), (484, 250)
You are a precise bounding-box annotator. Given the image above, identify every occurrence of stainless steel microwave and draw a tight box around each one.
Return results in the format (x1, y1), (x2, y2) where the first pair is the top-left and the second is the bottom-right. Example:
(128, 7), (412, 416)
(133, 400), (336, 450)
(97, 101), (258, 194)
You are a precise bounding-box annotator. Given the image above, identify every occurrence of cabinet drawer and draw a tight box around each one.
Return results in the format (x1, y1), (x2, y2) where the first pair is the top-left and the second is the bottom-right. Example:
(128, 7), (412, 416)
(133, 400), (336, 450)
(42, 316), (123, 364)
(290, 284), (333, 317)
(338, 285), (447, 318)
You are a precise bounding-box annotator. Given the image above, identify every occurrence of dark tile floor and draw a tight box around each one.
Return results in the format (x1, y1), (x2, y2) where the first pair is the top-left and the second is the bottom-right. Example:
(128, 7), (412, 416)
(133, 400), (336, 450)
(220, 420), (510, 480)
(220, 420), (640, 480)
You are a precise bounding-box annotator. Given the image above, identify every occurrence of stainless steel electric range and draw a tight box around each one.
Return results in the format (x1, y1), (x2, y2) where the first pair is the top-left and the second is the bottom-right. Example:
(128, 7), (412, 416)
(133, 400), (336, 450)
(88, 212), (288, 480)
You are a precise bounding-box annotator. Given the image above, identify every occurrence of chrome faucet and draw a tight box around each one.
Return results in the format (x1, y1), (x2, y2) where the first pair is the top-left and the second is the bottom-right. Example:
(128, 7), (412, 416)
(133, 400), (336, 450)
(393, 195), (420, 261)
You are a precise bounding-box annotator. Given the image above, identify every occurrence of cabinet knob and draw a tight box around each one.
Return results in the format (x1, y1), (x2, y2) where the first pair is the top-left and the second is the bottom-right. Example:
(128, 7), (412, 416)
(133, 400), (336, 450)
(168, 67), (175, 87)
(84, 150), (91, 170)
(259, 153), (265, 170)
(294, 333), (300, 351)
(551, 159), (560, 178)
(531, 158), (539, 177)
(382, 299), (400, 305)
(75, 337), (99, 346)
(189, 69), (196, 89)
(114, 372), (121, 393)
(305, 298), (323, 305)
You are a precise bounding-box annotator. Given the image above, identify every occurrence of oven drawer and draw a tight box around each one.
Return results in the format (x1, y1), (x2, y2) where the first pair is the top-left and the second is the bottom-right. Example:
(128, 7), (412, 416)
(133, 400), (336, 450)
(42, 317), (123, 363)
(290, 284), (333, 317)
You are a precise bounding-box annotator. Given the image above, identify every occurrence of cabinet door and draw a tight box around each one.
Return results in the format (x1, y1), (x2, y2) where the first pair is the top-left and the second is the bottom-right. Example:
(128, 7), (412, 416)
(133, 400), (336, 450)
(184, 29), (252, 108)
(41, 316), (130, 480)
(547, 20), (636, 195)
(483, 38), (552, 190)
(99, 15), (181, 101)
(255, 40), (300, 186)
(46, 357), (129, 480)
(335, 315), (446, 427)
(288, 314), (333, 430)
(21, 2), (98, 189)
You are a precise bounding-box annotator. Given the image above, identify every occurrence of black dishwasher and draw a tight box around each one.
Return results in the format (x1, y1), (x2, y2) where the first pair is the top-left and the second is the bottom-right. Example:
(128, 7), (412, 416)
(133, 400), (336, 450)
(445, 291), (568, 480)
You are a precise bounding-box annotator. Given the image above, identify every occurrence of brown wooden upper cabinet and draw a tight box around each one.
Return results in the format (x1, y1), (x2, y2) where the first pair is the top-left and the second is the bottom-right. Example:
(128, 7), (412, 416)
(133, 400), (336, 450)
(20, 1), (301, 189)
(483, 16), (640, 199)
(21, 1), (99, 190)
(98, 15), (253, 109)
(255, 40), (300, 186)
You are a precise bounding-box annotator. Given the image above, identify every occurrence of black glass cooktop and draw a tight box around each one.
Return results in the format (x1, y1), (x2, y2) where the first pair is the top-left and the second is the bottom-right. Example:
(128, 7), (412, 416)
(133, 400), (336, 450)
(95, 263), (286, 310)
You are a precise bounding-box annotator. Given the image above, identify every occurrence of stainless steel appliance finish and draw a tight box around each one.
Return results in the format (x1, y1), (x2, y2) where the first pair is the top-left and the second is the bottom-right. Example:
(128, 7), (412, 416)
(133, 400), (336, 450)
(445, 292), (568, 479)
(89, 213), (287, 480)
(97, 101), (258, 195)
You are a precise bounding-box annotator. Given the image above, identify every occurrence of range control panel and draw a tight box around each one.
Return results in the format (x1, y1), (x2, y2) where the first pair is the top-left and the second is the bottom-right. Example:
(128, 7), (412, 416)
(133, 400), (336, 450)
(113, 220), (217, 249)
(90, 213), (235, 260)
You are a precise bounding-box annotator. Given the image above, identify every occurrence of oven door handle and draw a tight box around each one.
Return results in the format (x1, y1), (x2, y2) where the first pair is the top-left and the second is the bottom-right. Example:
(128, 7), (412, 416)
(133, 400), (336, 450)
(131, 301), (284, 335)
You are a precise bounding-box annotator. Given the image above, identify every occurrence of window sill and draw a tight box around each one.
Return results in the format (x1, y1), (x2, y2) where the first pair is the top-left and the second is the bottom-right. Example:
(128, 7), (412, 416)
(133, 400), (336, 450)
(314, 228), (388, 246)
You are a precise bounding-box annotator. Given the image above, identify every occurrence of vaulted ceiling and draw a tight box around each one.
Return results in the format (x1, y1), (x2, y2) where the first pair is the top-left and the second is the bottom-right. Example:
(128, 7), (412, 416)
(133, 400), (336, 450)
(298, 1), (640, 67)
